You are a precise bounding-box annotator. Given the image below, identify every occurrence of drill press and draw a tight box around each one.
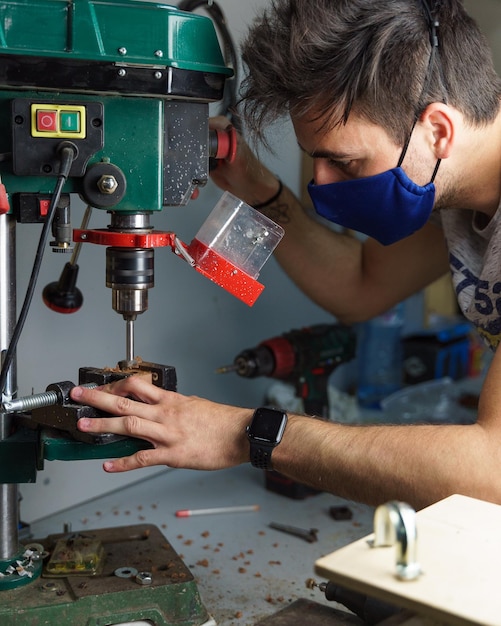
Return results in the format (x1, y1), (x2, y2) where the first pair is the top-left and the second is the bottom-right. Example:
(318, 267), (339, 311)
(0, 1), (276, 623)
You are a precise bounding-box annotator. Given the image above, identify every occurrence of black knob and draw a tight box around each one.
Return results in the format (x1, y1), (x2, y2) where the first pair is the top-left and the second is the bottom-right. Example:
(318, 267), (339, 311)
(42, 262), (83, 314)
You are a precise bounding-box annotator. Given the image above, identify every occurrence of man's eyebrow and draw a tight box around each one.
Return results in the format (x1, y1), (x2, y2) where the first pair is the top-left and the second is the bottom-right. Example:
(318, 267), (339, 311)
(297, 142), (351, 160)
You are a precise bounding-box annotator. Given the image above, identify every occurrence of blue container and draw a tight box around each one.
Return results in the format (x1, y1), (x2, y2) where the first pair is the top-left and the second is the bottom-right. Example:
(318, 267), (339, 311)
(357, 304), (404, 409)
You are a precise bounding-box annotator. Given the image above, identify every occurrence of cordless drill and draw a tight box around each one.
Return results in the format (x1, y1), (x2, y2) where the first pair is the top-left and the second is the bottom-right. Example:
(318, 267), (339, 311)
(217, 323), (356, 417)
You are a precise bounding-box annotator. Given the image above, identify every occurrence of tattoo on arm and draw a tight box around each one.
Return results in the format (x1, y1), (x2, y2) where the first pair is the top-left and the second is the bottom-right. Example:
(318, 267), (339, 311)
(259, 200), (291, 225)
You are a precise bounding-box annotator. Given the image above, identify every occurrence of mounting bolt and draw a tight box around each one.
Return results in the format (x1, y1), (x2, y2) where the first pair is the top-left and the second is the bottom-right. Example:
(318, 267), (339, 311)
(97, 175), (119, 195)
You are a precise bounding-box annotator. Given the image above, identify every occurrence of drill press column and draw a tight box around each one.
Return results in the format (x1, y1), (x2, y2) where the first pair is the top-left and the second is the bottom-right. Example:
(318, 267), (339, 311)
(0, 214), (18, 561)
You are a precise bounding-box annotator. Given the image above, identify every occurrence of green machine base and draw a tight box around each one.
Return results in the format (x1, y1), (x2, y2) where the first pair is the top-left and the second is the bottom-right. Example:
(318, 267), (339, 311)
(0, 524), (213, 626)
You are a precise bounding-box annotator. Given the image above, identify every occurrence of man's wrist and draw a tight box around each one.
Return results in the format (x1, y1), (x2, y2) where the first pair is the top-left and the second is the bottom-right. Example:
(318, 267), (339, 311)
(252, 179), (283, 210)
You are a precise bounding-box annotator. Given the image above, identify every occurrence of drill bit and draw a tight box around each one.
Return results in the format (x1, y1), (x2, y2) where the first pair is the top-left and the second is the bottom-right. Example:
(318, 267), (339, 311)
(215, 364), (239, 374)
(126, 317), (135, 364)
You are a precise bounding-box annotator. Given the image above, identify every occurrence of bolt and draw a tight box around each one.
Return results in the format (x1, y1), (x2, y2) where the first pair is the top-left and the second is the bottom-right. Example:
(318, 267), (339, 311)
(154, 50), (163, 58)
(118, 68), (127, 77)
(135, 571), (153, 586)
(97, 175), (118, 195)
(154, 71), (162, 80)
(118, 47), (127, 56)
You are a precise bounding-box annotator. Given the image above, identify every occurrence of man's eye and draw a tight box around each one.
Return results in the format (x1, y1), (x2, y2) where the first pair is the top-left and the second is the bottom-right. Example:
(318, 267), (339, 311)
(327, 159), (354, 169)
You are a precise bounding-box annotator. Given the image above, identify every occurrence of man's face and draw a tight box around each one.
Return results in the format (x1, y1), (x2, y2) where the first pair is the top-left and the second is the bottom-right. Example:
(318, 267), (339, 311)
(292, 111), (434, 187)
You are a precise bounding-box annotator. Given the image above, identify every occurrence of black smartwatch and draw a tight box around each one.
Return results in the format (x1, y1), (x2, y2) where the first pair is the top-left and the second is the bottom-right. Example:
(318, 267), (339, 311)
(246, 407), (288, 471)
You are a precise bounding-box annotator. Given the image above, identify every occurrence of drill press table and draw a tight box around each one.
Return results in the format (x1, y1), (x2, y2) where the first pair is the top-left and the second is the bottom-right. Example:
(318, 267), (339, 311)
(28, 464), (374, 626)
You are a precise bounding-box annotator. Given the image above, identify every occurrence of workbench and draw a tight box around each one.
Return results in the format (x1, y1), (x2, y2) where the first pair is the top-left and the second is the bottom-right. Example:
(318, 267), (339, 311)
(28, 464), (374, 626)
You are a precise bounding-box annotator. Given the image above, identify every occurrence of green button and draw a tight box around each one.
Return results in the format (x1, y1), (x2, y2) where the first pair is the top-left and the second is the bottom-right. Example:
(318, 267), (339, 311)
(60, 111), (80, 133)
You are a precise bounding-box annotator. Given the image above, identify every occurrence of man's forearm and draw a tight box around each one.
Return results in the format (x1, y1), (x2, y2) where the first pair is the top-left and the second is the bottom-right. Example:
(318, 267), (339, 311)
(271, 415), (497, 510)
(254, 183), (369, 322)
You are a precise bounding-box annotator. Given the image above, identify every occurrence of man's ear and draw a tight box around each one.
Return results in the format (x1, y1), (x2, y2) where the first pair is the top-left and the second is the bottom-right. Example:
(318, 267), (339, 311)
(420, 102), (456, 159)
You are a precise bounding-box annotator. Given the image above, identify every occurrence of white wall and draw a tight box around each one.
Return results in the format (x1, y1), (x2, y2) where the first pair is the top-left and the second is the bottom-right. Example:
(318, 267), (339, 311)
(18, 0), (332, 522)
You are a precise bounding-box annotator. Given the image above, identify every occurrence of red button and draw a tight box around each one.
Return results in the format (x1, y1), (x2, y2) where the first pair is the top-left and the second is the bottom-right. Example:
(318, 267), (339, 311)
(39, 199), (51, 217)
(36, 110), (57, 132)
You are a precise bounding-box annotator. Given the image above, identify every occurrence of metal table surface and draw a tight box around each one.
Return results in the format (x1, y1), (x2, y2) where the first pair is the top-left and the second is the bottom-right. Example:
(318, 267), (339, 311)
(29, 464), (375, 626)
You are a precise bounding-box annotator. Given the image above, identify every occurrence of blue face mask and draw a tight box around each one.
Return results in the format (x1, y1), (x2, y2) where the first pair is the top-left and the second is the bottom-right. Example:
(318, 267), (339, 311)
(307, 163), (439, 246)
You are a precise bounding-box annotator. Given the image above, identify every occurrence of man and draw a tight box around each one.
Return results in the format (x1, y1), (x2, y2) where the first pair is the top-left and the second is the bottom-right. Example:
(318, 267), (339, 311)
(71, 0), (501, 510)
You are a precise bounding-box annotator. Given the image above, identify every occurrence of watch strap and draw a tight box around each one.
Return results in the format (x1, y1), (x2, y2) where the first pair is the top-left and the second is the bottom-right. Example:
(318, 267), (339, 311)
(249, 442), (275, 471)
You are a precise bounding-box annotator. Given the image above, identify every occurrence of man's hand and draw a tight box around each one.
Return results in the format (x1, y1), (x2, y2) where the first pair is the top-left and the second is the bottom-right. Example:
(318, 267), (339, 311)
(209, 116), (281, 206)
(71, 376), (252, 473)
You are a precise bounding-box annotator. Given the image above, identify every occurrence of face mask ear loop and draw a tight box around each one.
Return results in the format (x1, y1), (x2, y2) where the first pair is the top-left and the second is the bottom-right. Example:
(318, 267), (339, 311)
(397, 0), (443, 170)
(397, 118), (418, 168)
(421, 0), (449, 105)
(430, 158), (441, 183)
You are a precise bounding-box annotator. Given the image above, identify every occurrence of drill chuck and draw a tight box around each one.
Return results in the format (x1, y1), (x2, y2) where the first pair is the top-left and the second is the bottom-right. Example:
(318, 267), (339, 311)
(106, 247), (154, 319)
(233, 345), (276, 377)
(105, 213), (155, 320)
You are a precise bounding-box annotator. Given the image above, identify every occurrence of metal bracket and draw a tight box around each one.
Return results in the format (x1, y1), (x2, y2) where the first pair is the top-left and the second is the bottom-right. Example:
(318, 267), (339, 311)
(367, 500), (422, 581)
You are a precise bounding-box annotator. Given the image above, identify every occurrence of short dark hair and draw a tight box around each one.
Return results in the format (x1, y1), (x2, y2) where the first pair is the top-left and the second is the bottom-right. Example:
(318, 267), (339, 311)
(240, 0), (501, 145)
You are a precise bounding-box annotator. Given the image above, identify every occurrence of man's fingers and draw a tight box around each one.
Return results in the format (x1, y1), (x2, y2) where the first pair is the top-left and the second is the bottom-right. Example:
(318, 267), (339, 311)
(103, 448), (167, 473)
(72, 387), (138, 417)
(209, 115), (232, 130)
(71, 379), (171, 419)
(78, 414), (165, 442)
(106, 376), (171, 405)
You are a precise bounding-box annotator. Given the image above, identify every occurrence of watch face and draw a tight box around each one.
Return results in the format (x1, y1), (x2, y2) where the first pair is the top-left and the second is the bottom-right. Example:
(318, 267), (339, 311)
(250, 408), (287, 442)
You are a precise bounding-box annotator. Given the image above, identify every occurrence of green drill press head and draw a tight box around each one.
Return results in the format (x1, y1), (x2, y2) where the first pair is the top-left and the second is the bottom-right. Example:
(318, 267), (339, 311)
(0, 0), (233, 211)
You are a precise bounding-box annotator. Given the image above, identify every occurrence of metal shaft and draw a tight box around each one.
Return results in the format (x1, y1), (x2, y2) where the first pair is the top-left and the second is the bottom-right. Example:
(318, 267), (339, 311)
(126, 317), (134, 363)
(0, 214), (18, 560)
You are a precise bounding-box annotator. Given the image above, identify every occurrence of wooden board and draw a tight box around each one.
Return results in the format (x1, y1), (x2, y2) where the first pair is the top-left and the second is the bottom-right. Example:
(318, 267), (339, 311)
(315, 495), (501, 626)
